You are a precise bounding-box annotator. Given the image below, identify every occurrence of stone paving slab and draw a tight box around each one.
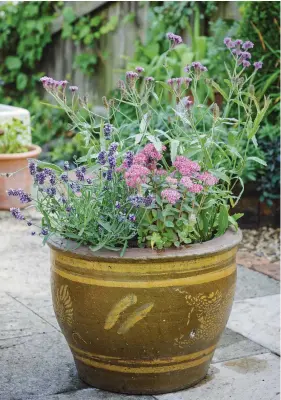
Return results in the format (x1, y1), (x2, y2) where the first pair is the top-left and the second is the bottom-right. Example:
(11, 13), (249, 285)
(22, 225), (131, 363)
(155, 353), (280, 400)
(237, 251), (280, 281)
(32, 389), (153, 400)
(228, 294), (280, 355)
(235, 265), (280, 301)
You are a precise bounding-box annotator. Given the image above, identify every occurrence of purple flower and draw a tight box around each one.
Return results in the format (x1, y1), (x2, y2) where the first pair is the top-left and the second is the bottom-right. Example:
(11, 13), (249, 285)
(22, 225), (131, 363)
(135, 66), (144, 73)
(167, 78), (174, 86)
(49, 175), (56, 185)
(242, 60), (251, 68)
(184, 77), (192, 86)
(224, 37), (235, 49)
(166, 32), (183, 47)
(27, 221), (32, 226)
(69, 86), (78, 92)
(182, 96), (193, 110)
(199, 65), (208, 72)
(41, 228), (49, 236)
(46, 187), (56, 197)
(192, 61), (202, 69)
(60, 196), (67, 204)
(66, 205), (72, 212)
(126, 71), (139, 87)
(35, 171), (46, 185)
(108, 155), (116, 169)
(143, 194), (155, 207)
(232, 49), (242, 56)
(254, 61), (263, 70)
(115, 201), (121, 209)
(69, 182), (81, 193)
(31, 231), (36, 236)
(184, 65), (191, 73)
(63, 161), (70, 171)
(234, 39), (243, 47)
(128, 195), (144, 207)
(28, 160), (37, 176)
(242, 41), (254, 50)
(86, 178), (92, 184)
(104, 123), (113, 140)
(75, 167), (85, 181)
(106, 169), (113, 181)
(108, 142), (118, 156)
(125, 151), (134, 168)
(128, 214), (136, 222)
(60, 173), (68, 183)
(241, 51), (251, 60)
(8, 189), (32, 203)
(10, 208), (25, 220)
(145, 77), (155, 82)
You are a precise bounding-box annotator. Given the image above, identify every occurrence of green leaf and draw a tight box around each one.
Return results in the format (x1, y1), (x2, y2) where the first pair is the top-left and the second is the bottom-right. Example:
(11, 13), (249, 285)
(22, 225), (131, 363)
(170, 140), (180, 163)
(36, 161), (63, 173)
(247, 156), (267, 166)
(63, 6), (76, 24)
(143, 42), (159, 59)
(5, 56), (22, 70)
(217, 204), (229, 236)
(156, 81), (173, 93)
(165, 221), (174, 228)
(16, 73), (28, 91)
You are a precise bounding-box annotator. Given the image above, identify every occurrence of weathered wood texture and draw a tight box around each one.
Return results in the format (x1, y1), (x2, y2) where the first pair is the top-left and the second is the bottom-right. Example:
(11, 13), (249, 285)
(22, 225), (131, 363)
(40, 1), (148, 101)
(40, 1), (239, 101)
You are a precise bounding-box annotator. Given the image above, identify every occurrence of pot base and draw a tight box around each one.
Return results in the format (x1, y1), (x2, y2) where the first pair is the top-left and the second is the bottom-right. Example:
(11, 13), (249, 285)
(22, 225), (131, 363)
(74, 357), (210, 395)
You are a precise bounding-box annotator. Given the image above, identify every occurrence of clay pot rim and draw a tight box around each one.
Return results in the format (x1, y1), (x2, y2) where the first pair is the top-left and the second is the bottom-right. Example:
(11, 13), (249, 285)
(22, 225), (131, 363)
(48, 229), (242, 263)
(0, 144), (42, 160)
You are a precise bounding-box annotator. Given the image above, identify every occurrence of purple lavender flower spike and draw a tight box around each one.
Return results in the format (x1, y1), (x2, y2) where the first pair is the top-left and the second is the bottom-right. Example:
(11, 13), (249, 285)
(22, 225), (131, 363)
(46, 187), (56, 197)
(106, 169), (113, 181)
(115, 201), (121, 209)
(10, 208), (25, 220)
(27, 221), (32, 226)
(28, 160), (37, 176)
(128, 214), (136, 222)
(41, 228), (49, 236)
(104, 123), (113, 140)
(125, 151), (134, 168)
(31, 231), (36, 236)
(86, 178), (92, 184)
(254, 61), (263, 70)
(75, 167), (85, 181)
(98, 150), (107, 165)
(60, 173), (68, 183)
(143, 194), (155, 207)
(108, 142), (118, 156)
(242, 41), (254, 50)
(108, 155), (116, 169)
(63, 161), (70, 171)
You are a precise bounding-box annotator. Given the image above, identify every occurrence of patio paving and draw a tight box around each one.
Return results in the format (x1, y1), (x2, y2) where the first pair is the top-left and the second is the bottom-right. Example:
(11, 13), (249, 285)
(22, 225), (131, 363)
(0, 212), (280, 400)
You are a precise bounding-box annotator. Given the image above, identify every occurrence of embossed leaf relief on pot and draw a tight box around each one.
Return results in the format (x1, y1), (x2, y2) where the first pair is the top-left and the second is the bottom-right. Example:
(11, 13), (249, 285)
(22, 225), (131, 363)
(55, 285), (73, 327)
(104, 293), (154, 334)
(174, 285), (235, 348)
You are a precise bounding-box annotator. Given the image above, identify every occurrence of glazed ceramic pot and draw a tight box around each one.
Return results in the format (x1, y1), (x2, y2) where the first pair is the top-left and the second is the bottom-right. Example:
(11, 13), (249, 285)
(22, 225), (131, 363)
(0, 145), (41, 210)
(49, 229), (242, 394)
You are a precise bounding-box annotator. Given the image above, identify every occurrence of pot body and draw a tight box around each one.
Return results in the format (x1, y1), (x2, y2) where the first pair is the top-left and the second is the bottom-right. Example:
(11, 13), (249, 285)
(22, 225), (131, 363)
(0, 145), (41, 210)
(49, 230), (242, 394)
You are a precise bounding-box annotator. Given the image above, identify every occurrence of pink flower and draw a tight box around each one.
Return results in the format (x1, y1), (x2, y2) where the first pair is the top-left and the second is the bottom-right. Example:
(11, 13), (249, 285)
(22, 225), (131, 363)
(133, 153), (147, 165)
(173, 156), (200, 176)
(124, 165), (150, 188)
(197, 172), (218, 186)
(155, 169), (167, 176)
(180, 176), (193, 188)
(189, 183), (203, 193)
(166, 177), (178, 185)
(142, 143), (164, 161)
(161, 189), (181, 205)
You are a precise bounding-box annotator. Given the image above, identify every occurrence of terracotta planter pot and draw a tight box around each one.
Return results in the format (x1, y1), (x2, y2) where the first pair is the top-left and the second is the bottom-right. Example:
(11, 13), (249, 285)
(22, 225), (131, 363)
(49, 229), (242, 394)
(0, 145), (41, 210)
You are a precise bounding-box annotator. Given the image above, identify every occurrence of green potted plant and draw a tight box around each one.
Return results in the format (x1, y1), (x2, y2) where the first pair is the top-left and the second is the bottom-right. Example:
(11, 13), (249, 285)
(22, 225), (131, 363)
(9, 34), (267, 394)
(0, 106), (41, 209)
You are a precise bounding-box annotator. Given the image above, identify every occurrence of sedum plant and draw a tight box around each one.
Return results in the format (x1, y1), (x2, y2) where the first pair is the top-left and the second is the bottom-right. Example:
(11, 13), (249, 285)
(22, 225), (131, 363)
(9, 33), (269, 253)
(0, 118), (30, 154)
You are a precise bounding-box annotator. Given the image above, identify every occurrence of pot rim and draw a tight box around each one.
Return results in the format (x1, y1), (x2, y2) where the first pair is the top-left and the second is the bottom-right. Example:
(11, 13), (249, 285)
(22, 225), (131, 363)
(0, 144), (42, 160)
(48, 228), (242, 263)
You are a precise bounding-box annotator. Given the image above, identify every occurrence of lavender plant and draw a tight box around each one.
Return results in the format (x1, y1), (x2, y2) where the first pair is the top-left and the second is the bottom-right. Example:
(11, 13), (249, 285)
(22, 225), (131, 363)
(9, 34), (268, 252)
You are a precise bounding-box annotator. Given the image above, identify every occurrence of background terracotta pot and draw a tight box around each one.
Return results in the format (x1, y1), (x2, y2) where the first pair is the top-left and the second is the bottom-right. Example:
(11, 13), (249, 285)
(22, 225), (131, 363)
(0, 145), (41, 210)
(48, 229), (242, 395)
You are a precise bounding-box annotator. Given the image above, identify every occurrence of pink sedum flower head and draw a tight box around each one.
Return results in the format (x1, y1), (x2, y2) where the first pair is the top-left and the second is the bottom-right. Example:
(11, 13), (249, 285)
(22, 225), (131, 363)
(197, 172), (218, 186)
(161, 189), (181, 205)
(189, 183), (204, 193)
(173, 156), (200, 176)
(180, 176), (193, 188)
(124, 165), (150, 188)
(166, 177), (178, 185)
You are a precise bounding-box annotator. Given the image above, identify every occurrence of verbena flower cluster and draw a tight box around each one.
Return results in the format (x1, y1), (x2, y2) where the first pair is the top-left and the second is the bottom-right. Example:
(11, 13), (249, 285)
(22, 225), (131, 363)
(9, 33), (268, 252)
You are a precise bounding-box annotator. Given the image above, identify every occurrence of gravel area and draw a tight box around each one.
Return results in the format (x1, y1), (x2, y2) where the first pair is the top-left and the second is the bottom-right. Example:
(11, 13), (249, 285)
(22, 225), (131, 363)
(240, 228), (280, 263)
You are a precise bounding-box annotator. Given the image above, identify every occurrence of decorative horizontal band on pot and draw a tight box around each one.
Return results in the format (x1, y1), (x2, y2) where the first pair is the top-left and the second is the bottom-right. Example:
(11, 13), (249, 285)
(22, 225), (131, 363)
(51, 247), (237, 275)
(52, 263), (236, 288)
(70, 344), (216, 374)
